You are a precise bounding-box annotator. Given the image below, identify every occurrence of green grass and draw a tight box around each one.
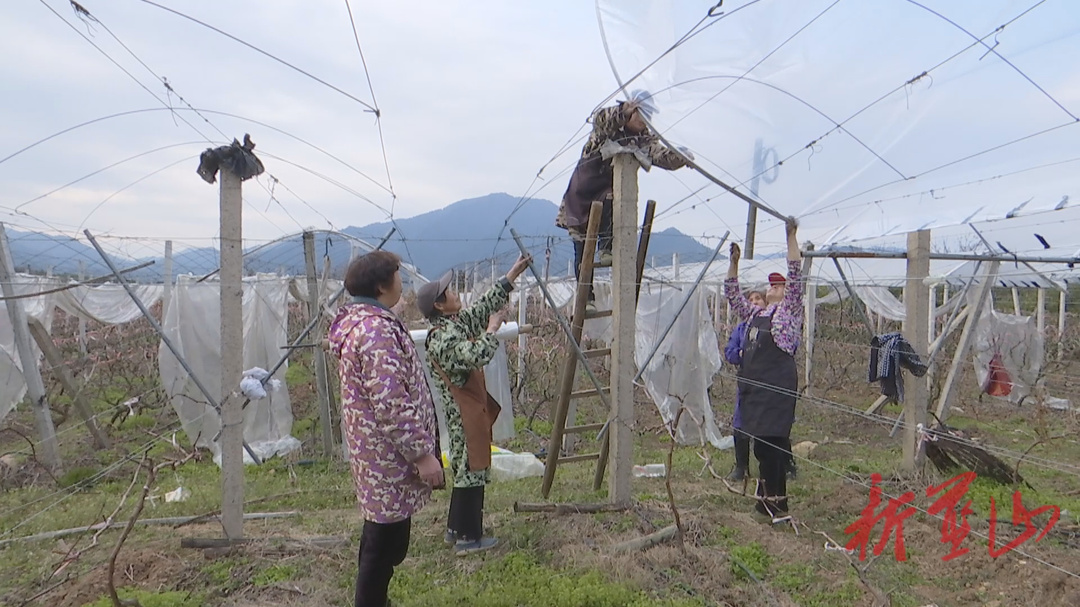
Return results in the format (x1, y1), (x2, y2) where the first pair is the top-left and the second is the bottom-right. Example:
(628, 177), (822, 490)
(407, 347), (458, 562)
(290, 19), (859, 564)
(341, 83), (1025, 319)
(84, 588), (203, 607)
(253, 562), (302, 587)
(729, 542), (771, 581)
(3, 398), (1077, 607)
(388, 552), (705, 607)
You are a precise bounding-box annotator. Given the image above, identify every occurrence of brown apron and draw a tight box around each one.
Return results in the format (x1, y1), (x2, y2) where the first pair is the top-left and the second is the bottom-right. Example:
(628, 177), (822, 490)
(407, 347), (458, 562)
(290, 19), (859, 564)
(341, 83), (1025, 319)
(427, 332), (502, 472)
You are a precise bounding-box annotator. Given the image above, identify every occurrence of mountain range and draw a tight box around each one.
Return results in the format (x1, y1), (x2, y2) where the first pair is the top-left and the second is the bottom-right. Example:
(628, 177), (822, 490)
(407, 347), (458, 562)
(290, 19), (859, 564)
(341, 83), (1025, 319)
(6, 193), (714, 282)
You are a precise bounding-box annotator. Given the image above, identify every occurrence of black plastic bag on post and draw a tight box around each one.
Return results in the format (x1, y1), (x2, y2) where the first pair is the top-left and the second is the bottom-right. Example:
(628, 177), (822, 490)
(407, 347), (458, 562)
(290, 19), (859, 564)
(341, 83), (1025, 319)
(197, 134), (265, 184)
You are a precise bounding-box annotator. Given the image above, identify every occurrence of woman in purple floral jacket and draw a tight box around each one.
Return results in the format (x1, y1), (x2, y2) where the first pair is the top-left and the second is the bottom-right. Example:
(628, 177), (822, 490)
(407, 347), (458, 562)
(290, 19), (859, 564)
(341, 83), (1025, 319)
(329, 251), (443, 607)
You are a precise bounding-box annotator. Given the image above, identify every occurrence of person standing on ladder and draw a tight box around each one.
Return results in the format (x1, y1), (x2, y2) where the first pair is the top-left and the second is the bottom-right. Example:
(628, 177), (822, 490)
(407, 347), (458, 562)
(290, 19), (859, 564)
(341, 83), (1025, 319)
(418, 254), (531, 556)
(555, 90), (692, 312)
(724, 219), (803, 522)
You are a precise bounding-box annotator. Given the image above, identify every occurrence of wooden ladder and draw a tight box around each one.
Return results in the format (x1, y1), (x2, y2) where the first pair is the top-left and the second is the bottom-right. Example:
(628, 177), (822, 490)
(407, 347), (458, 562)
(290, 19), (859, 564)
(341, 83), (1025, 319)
(540, 199), (656, 498)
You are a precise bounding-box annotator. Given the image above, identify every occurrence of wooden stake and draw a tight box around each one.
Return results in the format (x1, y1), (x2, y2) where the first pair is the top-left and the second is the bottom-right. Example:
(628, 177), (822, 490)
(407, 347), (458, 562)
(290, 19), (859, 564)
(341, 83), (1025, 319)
(513, 502), (626, 514)
(802, 245), (816, 396)
(928, 285), (937, 343)
(219, 169), (244, 539)
(609, 154), (638, 506)
(903, 229), (930, 471)
(934, 261), (1000, 425)
(163, 240), (173, 319)
(713, 285), (722, 328)
(1058, 290), (1067, 361)
(303, 231), (333, 457)
(0, 223), (61, 472)
(516, 288), (527, 394)
(543, 236), (552, 301)
(609, 525), (678, 553)
(1011, 287), (1022, 316)
(27, 318), (109, 449)
(77, 260), (87, 356)
(1036, 288), (1046, 335)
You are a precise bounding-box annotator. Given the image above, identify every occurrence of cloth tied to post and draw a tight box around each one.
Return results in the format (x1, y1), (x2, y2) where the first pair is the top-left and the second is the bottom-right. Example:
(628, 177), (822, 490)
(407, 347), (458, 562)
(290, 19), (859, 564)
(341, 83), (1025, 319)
(197, 133), (265, 183)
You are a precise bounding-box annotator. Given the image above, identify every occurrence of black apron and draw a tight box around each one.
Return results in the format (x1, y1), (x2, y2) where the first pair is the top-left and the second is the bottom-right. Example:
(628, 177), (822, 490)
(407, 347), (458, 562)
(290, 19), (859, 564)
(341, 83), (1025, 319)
(736, 311), (797, 438)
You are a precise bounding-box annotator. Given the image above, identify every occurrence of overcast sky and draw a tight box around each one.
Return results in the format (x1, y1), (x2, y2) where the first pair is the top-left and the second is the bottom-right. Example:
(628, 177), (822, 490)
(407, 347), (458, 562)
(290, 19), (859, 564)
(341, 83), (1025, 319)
(1, 1), (614, 247)
(2, 0), (1079, 260)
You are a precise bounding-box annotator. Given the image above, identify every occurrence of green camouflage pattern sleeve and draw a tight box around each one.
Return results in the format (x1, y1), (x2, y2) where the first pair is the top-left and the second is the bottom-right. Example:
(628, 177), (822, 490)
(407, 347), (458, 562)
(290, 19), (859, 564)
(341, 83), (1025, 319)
(427, 318), (499, 387)
(453, 281), (512, 339)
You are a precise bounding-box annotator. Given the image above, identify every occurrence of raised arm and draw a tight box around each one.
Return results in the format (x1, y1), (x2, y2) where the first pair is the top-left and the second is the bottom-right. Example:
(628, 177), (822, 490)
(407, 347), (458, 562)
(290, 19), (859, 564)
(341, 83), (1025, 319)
(780, 219), (804, 314)
(647, 138), (691, 171)
(455, 254), (531, 338)
(771, 220), (805, 356)
(724, 242), (752, 321)
(455, 281), (512, 338)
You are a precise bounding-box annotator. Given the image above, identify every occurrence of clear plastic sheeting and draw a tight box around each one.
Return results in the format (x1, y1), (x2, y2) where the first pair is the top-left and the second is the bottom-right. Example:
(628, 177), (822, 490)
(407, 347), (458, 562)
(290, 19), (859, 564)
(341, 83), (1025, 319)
(0, 276), (57, 420)
(55, 283), (162, 325)
(973, 307), (1043, 406)
(596, 1), (1080, 248)
(851, 284), (962, 322)
(159, 275), (297, 463)
(635, 287), (730, 449)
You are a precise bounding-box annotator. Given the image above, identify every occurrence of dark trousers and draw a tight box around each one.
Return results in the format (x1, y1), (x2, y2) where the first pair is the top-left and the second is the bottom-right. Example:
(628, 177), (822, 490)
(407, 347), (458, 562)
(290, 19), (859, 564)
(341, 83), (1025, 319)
(355, 518), (411, 607)
(447, 486), (485, 541)
(571, 201), (613, 303)
(754, 436), (791, 514)
(733, 432), (751, 470)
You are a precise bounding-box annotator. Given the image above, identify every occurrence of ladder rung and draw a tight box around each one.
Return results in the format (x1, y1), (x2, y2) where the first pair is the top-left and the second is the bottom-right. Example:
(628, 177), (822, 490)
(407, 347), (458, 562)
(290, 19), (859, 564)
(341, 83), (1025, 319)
(570, 387), (610, 399)
(584, 348), (611, 359)
(557, 452), (601, 464)
(564, 422), (605, 434)
(584, 309), (612, 319)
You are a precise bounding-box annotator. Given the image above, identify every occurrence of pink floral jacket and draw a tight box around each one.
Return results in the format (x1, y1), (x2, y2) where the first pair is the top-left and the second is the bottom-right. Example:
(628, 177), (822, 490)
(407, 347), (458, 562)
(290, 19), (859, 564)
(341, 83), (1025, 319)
(328, 300), (438, 523)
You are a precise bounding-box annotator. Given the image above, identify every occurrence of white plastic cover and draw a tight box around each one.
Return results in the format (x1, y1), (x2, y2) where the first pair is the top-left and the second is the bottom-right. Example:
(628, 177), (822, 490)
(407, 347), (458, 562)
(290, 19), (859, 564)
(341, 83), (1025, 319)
(851, 284), (962, 322)
(596, 1), (1080, 248)
(159, 275), (297, 463)
(0, 276), (58, 420)
(635, 286), (730, 449)
(55, 283), (163, 325)
(973, 307), (1043, 406)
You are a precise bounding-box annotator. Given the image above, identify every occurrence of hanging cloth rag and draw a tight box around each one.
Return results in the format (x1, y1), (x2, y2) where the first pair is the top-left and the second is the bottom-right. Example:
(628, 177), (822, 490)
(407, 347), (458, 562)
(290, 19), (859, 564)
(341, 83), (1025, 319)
(868, 332), (928, 403)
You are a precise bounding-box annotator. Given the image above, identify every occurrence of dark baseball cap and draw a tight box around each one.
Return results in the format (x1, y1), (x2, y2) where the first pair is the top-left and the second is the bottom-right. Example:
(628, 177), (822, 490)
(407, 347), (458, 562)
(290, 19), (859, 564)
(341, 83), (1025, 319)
(416, 270), (454, 318)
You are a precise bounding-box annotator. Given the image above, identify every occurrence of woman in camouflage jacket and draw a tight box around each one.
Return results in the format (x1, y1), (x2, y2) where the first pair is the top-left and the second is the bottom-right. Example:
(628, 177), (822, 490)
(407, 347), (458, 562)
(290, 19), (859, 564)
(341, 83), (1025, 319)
(417, 254), (530, 556)
(328, 251), (444, 607)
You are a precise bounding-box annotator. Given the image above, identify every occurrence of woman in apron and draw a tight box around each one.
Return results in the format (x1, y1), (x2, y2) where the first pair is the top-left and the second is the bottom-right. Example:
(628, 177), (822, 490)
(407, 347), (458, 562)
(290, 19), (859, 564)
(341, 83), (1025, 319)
(723, 289), (765, 481)
(417, 254), (530, 556)
(724, 220), (803, 522)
